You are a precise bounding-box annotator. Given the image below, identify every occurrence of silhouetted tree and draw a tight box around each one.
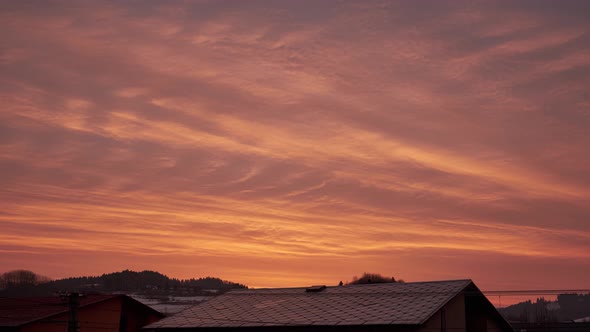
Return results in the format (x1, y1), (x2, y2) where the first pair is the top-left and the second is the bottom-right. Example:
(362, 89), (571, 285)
(348, 272), (399, 285)
(0, 270), (51, 289)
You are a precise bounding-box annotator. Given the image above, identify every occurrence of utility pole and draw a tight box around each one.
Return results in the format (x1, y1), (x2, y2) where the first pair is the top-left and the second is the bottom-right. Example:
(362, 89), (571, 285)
(67, 293), (80, 332)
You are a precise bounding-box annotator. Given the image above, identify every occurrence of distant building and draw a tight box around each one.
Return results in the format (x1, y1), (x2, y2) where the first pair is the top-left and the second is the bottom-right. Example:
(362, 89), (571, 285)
(146, 279), (513, 332)
(0, 294), (164, 332)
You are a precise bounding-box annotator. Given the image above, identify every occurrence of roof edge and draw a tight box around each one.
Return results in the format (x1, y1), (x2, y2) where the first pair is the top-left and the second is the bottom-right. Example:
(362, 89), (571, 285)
(465, 283), (515, 332)
(124, 295), (166, 318)
(228, 279), (475, 292)
(417, 279), (474, 325)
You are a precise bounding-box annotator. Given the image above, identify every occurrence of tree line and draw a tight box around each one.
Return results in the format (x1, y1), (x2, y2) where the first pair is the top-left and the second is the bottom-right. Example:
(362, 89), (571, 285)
(500, 294), (590, 323)
(0, 269), (247, 296)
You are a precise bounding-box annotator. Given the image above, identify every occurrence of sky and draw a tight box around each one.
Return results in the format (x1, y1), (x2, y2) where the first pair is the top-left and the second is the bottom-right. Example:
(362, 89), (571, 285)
(1, 0), (589, 291)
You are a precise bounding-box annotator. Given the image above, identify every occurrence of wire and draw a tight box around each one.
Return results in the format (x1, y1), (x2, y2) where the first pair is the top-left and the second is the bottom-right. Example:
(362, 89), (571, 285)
(483, 289), (590, 295)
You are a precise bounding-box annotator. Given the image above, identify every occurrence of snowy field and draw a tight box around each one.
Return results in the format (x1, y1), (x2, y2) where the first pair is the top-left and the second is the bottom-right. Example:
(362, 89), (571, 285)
(132, 294), (210, 315)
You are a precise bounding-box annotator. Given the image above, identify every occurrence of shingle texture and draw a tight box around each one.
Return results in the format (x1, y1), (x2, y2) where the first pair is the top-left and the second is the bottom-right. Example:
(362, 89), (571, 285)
(148, 279), (472, 329)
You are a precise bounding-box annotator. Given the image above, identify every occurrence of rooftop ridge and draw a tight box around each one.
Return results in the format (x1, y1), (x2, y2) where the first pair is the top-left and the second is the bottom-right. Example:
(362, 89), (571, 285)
(228, 278), (473, 292)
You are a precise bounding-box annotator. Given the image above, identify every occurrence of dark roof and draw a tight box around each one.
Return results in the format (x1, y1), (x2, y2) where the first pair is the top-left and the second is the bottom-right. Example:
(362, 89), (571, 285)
(0, 294), (164, 327)
(148, 279), (473, 329)
(0, 294), (116, 327)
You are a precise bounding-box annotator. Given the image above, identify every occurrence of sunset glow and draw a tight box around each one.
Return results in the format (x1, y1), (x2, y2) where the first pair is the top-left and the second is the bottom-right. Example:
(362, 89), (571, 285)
(1, 1), (589, 290)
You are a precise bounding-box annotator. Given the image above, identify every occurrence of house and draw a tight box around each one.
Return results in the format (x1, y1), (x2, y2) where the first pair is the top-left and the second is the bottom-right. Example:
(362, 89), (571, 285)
(145, 279), (513, 332)
(0, 294), (164, 332)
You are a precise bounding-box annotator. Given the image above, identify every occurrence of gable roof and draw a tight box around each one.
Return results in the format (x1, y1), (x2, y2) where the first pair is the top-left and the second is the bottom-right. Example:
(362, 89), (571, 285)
(0, 294), (164, 327)
(148, 279), (473, 329)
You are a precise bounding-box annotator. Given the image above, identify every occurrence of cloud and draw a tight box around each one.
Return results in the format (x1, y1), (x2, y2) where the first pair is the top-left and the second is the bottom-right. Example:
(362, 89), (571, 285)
(1, 0), (589, 288)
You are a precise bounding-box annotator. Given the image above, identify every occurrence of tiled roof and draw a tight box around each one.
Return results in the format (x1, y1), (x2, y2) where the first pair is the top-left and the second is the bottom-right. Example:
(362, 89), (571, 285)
(0, 294), (117, 327)
(148, 279), (473, 329)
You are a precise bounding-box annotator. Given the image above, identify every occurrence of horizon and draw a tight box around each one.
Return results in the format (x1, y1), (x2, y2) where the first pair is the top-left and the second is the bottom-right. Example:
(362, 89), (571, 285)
(6, 267), (589, 293)
(1, 1), (589, 292)
(4, 268), (588, 309)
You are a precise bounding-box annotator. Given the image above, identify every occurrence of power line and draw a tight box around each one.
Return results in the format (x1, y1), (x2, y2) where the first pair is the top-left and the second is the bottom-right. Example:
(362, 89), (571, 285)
(482, 289), (590, 295)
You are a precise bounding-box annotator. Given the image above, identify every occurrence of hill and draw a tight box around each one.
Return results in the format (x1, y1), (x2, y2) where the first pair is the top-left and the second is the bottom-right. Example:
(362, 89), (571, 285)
(0, 269), (247, 297)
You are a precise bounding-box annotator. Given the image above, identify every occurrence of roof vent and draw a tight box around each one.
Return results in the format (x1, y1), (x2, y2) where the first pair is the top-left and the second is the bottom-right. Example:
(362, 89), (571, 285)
(306, 285), (327, 292)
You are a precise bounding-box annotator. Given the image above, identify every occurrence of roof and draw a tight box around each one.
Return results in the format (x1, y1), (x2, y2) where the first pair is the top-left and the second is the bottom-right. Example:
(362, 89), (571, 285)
(148, 279), (473, 329)
(0, 294), (164, 327)
(0, 294), (116, 327)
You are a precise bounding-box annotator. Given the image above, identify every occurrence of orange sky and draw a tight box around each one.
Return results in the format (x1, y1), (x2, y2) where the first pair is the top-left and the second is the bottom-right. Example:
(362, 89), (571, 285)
(1, 1), (589, 290)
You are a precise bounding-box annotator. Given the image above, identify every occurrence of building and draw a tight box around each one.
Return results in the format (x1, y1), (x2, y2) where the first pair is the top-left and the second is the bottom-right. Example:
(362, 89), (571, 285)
(0, 294), (164, 332)
(145, 279), (513, 332)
